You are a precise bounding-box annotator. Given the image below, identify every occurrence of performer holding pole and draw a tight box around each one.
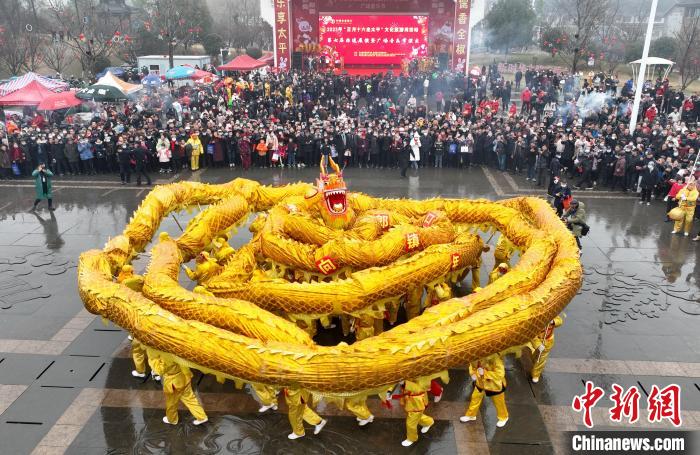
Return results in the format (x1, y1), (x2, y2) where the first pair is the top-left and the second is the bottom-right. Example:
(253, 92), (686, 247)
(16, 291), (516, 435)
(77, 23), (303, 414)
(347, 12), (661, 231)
(460, 353), (509, 427)
(284, 388), (327, 440)
(397, 378), (434, 447)
(159, 356), (208, 426)
(529, 316), (564, 383)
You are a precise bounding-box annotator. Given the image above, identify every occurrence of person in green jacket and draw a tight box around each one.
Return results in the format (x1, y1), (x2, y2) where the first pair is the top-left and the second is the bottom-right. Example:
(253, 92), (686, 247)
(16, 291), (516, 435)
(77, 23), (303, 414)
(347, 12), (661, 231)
(31, 163), (54, 211)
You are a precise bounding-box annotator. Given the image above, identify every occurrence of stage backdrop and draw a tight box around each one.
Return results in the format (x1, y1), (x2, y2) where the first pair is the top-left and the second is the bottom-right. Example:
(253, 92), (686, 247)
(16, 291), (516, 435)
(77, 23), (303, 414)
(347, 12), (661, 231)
(318, 15), (428, 65)
(274, 0), (470, 71)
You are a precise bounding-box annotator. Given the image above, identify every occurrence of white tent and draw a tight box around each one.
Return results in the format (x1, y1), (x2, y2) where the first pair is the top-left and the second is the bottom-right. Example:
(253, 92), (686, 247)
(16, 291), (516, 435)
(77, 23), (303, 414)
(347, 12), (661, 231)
(96, 71), (142, 94)
(629, 57), (674, 83)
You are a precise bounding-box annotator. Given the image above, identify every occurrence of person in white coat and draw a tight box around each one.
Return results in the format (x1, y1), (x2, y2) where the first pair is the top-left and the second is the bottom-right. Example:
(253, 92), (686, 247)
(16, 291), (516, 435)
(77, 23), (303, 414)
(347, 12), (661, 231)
(410, 132), (421, 170)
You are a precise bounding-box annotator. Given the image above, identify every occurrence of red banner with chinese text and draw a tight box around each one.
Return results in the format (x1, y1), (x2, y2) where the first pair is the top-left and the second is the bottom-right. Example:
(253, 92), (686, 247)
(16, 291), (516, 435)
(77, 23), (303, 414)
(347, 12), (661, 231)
(274, 0), (292, 70)
(452, 0), (470, 72)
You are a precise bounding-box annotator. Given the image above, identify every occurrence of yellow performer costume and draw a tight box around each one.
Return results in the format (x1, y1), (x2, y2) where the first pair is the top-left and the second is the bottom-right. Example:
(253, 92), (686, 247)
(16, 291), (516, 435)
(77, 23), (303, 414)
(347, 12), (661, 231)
(529, 315), (563, 383)
(672, 182), (698, 235)
(284, 388), (326, 439)
(488, 263), (509, 284)
(252, 384), (279, 413)
(399, 379), (434, 447)
(470, 256), (482, 290)
(160, 356), (208, 425)
(129, 338), (160, 380)
(493, 236), (515, 270)
(461, 353), (509, 427)
(345, 396), (374, 426)
(186, 133), (203, 171)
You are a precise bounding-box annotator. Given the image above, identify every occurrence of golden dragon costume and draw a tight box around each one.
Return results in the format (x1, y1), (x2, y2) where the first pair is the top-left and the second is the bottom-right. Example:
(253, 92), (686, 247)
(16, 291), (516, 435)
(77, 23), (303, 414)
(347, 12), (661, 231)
(78, 156), (582, 402)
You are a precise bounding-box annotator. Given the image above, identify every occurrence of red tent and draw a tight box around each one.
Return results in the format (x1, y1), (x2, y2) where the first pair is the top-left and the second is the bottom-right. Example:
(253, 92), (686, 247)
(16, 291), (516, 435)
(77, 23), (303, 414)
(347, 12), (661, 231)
(0, 80), (56, 106)
(218, 54), (268, 71)
(258, 52), (274, 65)
(37, 90), (83, 111)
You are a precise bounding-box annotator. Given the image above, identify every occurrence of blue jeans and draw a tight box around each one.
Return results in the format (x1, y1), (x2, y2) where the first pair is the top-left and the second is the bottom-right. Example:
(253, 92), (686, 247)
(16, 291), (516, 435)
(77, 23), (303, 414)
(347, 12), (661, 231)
(435, 155), (443, 168)
(498, 154), (506, 171)
(527, 163), (535, 179)
(287, 151), (296, 167)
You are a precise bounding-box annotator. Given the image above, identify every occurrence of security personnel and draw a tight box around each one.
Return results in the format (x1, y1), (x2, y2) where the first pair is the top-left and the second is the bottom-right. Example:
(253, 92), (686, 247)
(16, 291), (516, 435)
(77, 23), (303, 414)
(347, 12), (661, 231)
(530, 316), (563, 383)
(284, 388), (327, 440)
(460, 353), (509, 427)
(159, 356), (208, 426)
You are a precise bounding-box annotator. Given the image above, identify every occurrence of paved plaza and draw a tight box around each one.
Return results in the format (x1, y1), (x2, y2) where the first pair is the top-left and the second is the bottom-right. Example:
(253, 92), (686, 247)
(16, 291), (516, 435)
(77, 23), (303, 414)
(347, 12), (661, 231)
(0, 166), (698, 455)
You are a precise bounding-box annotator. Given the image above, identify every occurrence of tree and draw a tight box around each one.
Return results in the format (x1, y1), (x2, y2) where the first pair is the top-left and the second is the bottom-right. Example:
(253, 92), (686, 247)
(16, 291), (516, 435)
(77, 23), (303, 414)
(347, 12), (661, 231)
(484, 0), (536, 55)
(142, 0), (214, 69)
(554, 0), (611, 73)
(0, 0), (44, 76)
(675, 16), (700, 90)
(45, 0), (120, 76)
(650, 37), (677, 61)
(43, 41), (74, 75)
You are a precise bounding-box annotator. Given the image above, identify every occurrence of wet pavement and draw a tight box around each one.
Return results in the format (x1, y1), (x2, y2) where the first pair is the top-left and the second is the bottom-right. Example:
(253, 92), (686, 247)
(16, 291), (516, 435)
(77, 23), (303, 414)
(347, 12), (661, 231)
(0, 166), (699, 455)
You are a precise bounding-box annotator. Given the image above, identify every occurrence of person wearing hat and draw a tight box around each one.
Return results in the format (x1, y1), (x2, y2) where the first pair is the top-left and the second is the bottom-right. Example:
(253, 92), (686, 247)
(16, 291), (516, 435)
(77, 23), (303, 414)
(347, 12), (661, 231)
(672, 180), (698, 236)
(562, 199), (586, 250)
(186, 132), (203, 171)
(460, 353), (509, 428)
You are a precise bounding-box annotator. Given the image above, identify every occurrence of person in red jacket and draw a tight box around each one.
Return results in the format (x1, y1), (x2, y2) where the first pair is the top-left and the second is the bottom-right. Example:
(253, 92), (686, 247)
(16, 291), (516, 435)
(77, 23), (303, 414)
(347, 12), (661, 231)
(521, 87), (532, 114)
(665, 178), (686, 221)
(645, 104), (657, 123)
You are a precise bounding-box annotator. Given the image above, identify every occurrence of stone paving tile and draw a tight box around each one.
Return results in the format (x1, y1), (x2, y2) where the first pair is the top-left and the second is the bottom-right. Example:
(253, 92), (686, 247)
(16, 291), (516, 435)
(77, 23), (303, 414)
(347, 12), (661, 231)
(50, 329), (85, 343)
(61, 317), (96, 331)
(30, 446), (67, 455)
(0, 384), (28, 415)
(37, 424), (83, 447)
(545, 358), (700, 377)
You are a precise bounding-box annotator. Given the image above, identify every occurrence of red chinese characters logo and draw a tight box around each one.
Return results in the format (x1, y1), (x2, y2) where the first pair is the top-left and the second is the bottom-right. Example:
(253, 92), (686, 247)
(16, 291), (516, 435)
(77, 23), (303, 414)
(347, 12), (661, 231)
(375, 213), (390, 230)
(609, 383), (640, 424)
(316, 256), (338, 275)
(422, 212), (439, 227)
(648, 384), (682, 427)
(572, 381), (683, 428)
(572, 381), (605, 428)
(450, 253), (461, 270)
(404, 232), (420, 252)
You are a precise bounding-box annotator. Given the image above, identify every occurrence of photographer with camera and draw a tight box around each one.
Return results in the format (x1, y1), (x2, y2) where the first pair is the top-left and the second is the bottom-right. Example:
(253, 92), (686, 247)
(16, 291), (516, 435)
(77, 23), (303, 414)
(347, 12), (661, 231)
(31, 163), (55, 211)
(562, 199), (588, 253)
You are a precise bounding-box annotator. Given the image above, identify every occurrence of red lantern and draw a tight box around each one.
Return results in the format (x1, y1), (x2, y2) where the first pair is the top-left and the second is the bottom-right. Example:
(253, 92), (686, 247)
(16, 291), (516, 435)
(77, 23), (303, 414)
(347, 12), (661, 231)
(114, 31), (121, 36)
(78, 33), (85, 41)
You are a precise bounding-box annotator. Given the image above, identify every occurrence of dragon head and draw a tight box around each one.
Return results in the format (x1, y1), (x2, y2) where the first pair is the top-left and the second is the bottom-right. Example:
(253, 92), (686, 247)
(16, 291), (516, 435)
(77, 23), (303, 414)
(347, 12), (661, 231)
(308, 156), (355, 229)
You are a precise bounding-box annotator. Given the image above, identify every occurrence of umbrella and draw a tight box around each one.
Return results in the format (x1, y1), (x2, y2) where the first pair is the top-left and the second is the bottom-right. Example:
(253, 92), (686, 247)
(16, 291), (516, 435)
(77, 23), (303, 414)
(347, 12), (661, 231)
(165, 65), (196, 80)
(96, 66), (126, 78)
(76, 84), (128, 102)
(36, 90), (83, 111)
(141, 74), (162, 87)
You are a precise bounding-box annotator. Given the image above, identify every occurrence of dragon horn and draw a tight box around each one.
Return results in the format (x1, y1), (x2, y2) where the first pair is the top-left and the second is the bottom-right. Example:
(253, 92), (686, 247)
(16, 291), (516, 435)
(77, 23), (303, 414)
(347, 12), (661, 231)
(320, 156), (327, 176)
(328, 156), (341, 174)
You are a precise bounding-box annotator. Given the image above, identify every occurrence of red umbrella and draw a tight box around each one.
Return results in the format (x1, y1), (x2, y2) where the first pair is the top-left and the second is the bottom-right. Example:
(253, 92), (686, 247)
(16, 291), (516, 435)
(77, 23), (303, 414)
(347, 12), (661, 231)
(36, 90), (83, 111)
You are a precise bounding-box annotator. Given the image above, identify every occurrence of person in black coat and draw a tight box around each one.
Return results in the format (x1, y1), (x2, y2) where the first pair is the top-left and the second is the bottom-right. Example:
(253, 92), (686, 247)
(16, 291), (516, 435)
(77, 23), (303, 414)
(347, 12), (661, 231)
(639, 161), (659, 205)
(548, 154), (562, 195)
(132, 143), (152, 186)
(117, 143), (131, 185)
(399, 136), (411, 177)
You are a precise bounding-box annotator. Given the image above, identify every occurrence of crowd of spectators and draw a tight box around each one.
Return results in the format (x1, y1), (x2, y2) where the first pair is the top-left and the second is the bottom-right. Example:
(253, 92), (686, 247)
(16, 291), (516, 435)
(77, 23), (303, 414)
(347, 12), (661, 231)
(1, 64), (698, 208)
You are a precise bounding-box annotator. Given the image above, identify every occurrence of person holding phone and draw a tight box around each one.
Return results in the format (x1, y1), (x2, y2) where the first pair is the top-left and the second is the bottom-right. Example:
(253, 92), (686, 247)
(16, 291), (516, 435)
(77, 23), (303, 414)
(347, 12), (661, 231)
(31, 163), (55, 211)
